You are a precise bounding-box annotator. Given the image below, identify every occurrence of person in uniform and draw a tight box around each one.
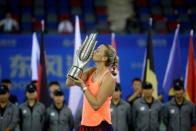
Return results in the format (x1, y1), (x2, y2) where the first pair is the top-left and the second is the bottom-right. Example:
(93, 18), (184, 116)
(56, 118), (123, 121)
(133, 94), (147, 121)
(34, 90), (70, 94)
(19, 83), (45, 131)
(127, 78), (142, 106)
(0, 84), (19, 131)
(45, 89), (74, 131)
(163, 79), (196, 131)
(1, 79), (18, 104)
(110, 83), (131, 131)
(132, 82), (162, 131)
(48, 81), (60, 104)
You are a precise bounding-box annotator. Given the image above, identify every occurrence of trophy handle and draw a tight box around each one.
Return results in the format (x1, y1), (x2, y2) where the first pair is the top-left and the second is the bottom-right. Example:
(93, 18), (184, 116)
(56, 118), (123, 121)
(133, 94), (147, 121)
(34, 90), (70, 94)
(67, 66), (83, 80)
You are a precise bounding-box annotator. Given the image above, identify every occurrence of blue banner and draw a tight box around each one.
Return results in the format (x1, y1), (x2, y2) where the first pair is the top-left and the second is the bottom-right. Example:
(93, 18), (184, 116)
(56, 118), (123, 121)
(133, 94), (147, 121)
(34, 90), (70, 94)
(0, 34), (195, 103)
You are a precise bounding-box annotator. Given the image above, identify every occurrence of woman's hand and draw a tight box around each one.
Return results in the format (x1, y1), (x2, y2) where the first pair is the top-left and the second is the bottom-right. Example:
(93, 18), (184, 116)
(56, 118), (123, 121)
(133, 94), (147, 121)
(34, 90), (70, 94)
(68, 76), (86, 88)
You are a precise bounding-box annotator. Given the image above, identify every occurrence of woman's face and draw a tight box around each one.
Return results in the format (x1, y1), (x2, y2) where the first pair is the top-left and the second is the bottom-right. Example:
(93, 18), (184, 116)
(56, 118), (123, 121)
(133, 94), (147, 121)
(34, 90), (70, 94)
(93, 45), (107, 62)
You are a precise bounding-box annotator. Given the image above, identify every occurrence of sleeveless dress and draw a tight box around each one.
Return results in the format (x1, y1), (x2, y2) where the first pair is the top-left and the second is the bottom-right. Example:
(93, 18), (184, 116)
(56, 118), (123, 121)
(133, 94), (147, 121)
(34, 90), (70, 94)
(79, 69), (113, 131)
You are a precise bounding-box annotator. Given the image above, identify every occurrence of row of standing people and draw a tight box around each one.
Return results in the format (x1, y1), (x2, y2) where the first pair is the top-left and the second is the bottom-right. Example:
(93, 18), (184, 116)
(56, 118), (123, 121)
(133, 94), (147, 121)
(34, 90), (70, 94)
(111, 78), (196, 131)
(0, 77), (196, 131)
(0, 81), (74, 131)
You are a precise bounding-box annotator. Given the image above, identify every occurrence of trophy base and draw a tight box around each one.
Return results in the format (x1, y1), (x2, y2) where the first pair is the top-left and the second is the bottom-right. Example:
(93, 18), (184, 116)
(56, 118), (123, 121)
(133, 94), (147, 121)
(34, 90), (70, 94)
(67, 66), (83, 80)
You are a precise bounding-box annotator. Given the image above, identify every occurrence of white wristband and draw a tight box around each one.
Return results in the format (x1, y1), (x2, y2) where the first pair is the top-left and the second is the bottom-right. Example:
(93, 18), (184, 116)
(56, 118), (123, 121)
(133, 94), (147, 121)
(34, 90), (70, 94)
(82, 87), (87, 93)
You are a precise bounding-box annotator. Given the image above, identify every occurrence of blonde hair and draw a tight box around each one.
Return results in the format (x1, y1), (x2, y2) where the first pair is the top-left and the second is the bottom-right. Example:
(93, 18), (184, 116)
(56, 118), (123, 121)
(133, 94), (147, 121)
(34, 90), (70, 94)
(103, 44), (118, 67)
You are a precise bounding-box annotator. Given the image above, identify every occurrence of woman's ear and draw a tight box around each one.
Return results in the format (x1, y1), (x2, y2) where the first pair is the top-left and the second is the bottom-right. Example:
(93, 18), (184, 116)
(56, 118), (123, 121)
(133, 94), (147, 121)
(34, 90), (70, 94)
(102, 56), (108, 61)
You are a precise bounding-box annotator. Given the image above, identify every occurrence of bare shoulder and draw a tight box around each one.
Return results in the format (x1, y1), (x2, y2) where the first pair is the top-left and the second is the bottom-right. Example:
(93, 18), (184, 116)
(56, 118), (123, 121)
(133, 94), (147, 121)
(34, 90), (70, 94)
(102, 72), (115, 83)
(101, 72), (115, 94)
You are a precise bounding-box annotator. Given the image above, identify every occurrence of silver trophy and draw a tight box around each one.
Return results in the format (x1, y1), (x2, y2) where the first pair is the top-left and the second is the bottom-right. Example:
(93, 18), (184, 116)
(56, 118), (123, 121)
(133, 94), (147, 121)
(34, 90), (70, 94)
(67, 33), (97, 79)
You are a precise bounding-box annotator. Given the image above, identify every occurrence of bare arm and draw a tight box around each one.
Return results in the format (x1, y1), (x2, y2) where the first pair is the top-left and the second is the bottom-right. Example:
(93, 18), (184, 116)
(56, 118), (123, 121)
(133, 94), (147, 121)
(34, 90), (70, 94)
(66, 67), (96, 87)
(127, 88), (141, 102)
(82, 74), (115, 110)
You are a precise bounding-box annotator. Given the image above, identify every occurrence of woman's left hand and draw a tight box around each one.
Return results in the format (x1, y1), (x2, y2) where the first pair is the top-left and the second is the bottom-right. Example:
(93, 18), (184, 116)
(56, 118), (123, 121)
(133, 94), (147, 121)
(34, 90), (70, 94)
(68, 76), (85, 88)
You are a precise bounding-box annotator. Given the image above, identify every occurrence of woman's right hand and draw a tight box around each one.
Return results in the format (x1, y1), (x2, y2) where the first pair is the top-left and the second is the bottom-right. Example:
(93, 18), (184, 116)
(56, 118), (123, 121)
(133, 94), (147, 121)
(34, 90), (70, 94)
(68, 77), (86, 88)
(65, 76), (76, 87)
(65, 67), (96, 87)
